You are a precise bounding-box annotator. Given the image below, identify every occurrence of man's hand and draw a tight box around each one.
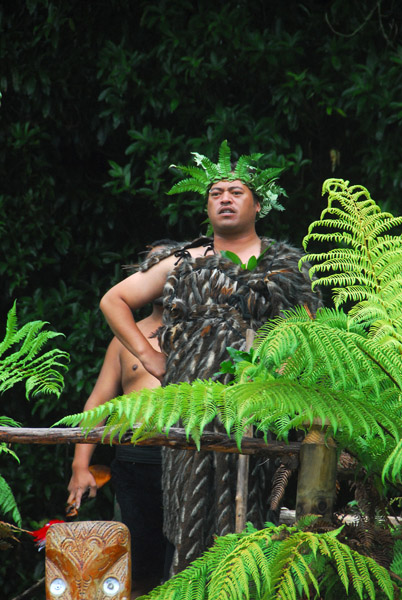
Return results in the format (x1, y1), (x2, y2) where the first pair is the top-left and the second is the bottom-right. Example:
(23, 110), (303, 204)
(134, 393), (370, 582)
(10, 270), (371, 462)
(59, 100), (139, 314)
(141, 348), (166, 382)
(67, 466), (98, 510)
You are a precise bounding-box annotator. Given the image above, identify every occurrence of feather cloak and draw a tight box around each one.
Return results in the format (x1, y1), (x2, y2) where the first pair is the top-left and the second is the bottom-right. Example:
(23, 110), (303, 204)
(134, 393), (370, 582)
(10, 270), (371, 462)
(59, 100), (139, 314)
(140, 237), (321, 575)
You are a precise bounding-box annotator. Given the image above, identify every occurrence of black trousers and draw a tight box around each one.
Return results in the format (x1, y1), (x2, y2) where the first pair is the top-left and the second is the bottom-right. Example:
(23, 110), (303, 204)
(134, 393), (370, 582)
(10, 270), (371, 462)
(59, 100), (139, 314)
(111, 459), (166, 581)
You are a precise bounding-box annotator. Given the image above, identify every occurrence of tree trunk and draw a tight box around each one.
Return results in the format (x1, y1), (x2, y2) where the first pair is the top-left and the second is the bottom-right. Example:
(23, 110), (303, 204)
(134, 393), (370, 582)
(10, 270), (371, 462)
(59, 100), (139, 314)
(295, 424), (337, 521)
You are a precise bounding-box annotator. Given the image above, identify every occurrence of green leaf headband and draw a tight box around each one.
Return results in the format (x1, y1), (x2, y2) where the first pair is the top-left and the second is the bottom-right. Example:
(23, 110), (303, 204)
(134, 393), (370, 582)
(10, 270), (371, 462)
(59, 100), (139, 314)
(167, 140), (286, 219)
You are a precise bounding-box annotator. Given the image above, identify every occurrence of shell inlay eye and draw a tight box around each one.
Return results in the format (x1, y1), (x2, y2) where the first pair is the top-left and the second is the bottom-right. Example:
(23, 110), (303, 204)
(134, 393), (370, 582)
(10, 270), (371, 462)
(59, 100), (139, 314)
(50, 578), (67, 596)
(103, 577), (120, 596)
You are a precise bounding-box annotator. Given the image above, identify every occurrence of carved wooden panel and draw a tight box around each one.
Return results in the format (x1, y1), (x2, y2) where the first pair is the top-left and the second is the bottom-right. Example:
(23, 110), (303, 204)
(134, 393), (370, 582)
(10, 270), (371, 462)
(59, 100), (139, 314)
(45, 521), (131, 599)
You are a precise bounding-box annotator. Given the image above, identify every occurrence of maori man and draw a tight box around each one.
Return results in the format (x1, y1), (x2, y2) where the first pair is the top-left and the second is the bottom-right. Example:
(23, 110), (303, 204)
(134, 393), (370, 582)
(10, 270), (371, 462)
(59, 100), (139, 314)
(100, 141), (321, 575)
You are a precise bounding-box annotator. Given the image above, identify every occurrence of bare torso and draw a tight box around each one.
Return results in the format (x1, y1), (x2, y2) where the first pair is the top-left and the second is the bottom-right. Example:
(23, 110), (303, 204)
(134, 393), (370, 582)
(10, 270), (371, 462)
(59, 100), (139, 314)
(119, 314), (161, 394)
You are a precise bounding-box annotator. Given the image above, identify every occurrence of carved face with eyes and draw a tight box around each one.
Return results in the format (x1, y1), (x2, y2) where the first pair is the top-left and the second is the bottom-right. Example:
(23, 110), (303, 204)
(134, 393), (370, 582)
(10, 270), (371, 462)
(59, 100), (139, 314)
(45, 521), (131, 599)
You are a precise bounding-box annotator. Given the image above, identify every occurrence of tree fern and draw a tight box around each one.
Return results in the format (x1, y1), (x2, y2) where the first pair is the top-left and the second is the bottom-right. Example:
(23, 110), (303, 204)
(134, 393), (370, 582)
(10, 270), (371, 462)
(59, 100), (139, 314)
(142, 522), (394, 600)
(0, 301), (69, 399)
(253, 305), (402, 409)
(300, 178), (402, 349)
(0, 302), (69, 524)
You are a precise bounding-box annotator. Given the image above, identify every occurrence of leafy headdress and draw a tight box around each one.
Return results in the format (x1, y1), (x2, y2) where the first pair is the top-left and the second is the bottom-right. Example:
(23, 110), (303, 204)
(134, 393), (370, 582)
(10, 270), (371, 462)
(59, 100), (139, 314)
(167, 140), (286, 219)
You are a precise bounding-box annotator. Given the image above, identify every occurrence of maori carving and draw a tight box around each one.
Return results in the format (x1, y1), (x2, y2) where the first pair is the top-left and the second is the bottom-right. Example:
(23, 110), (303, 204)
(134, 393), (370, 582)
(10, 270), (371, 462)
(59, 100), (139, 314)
(45, 521), (131, 599)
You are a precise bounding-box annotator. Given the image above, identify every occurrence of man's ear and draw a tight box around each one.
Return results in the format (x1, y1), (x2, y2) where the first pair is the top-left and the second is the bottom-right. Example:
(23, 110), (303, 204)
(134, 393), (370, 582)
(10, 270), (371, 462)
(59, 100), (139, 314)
(255, 202), (261, 214)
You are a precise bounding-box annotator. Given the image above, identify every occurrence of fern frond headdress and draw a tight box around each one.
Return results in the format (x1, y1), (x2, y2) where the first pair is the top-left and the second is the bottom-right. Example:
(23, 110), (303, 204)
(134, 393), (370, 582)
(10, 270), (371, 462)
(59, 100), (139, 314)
(167, 140), (286, 219)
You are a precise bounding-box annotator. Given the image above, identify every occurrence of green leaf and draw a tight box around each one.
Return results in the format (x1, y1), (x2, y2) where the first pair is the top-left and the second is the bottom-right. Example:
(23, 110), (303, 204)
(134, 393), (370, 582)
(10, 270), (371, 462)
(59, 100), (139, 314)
(220, 250), (243, 265)
(246, 255), (257, 270)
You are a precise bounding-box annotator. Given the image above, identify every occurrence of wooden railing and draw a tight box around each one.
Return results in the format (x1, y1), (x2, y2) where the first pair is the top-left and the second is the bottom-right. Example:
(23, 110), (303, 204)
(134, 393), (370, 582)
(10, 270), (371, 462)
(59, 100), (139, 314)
(0, 425), (301, 456)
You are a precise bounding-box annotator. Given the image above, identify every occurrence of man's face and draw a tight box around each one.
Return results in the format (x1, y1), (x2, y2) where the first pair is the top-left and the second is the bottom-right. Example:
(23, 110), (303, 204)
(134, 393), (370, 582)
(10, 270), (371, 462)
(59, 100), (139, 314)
(207, 180), (260, 234)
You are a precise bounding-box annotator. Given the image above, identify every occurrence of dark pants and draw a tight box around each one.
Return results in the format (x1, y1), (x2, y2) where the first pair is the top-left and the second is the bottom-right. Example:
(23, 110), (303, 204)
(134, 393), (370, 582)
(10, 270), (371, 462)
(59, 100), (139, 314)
(111, 459), (166, 582)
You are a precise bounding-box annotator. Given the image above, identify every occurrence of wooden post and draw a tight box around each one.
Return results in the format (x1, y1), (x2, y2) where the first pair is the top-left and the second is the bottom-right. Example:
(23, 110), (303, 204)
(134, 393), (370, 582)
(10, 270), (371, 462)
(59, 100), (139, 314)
(235, 448), (250, 532)
(295, 424), (337, 521)
(235, 329), (255, 533)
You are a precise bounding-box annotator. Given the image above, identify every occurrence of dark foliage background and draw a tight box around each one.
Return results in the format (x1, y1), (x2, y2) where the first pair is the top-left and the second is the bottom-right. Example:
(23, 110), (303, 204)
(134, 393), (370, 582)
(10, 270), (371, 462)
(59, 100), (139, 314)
(1, 0), (401, 596)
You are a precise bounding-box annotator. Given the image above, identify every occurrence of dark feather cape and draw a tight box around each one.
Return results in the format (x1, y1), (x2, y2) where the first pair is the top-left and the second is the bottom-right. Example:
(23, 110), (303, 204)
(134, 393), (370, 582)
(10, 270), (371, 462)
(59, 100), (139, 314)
(140, 237), (321, 574)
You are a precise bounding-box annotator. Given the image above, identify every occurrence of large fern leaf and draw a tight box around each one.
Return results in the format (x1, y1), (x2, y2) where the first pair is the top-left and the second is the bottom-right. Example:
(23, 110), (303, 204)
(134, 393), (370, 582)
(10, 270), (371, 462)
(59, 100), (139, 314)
(142, 523), (394, 600)
(56, 365), (402, 483)
(56, 380), (226, 450)
(300, 178), (402, 350)
(0, 303), (69, 528)
(253, 305), (402, 394)
(0, 301), (69, 399)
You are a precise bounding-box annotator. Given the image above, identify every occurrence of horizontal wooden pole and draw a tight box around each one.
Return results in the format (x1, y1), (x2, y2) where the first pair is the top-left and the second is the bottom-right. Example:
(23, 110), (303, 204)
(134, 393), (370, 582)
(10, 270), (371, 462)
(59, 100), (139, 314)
(0, 426), (301, 456)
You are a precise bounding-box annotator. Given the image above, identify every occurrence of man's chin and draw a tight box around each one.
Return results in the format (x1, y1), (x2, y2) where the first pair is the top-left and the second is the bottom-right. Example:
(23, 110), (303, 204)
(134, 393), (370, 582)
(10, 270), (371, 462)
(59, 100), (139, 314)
(212, 215), (238, 229)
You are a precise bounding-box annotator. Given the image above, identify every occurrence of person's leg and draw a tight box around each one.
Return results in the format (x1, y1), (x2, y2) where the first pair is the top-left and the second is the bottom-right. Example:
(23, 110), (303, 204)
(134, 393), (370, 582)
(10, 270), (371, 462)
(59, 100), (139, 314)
(111, 459), (166, 595)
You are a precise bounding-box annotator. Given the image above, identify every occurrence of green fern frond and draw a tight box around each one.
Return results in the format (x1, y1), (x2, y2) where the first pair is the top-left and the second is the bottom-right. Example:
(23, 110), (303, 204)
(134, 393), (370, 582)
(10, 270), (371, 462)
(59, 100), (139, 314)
(301, 178), (402, 352)
(58, 372), (402, 471)
(294, 514), (321, 530)
(174, 523), (394, 600)
(56, 381), (226, 450)
(0, 302), (19, 355)
(57, 344), (402, 473)
(225, 378), (400, 451)
(145, 533), (241, 600)
(180, 381), (222, 445)
(192, 152), (222, 181)
(390, 539), (402, 578)
(167, 178), (209, 196)
(217, 139), (232, 178)
(0, 475), (21, 526)
(332, 285), (379, 306)
(233, 154), (261, 182)
(382, 438), (402, 483)
(170, 165), (211, 183)
(0, 416), (20, 427)
(273, 529), (393, 600)
(208, 526), (287, 600)
(0, 303), (69, 399)
(0, 442), (20, 462)
(253, 306), (402, 397)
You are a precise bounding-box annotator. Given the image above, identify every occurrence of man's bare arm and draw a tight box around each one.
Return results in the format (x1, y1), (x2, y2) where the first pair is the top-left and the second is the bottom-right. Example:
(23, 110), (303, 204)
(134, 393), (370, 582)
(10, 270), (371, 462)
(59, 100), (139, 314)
(100, 255), (176, 380)
(67, 338), (122, 508)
